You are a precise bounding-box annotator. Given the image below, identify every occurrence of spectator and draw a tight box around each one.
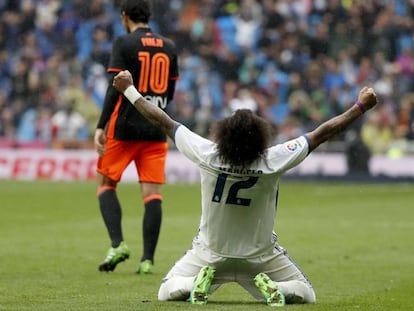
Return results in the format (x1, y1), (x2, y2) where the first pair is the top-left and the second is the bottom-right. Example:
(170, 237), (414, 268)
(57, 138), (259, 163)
(51, 99), (88, 141)
(1, 0), (414, 155)
(361, 109), (394, 155)
(397, 93), (414, 141)
(36, 105), (54, 144)
(62, 72), (100, 135)
(229, 87), (258, 112)
(15, 106), (37, 142)
(393, 46), (414, 94)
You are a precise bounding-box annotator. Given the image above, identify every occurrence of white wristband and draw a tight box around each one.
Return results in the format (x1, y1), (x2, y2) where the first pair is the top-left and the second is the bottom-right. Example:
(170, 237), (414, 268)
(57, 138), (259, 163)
(124, 85), (142, 105)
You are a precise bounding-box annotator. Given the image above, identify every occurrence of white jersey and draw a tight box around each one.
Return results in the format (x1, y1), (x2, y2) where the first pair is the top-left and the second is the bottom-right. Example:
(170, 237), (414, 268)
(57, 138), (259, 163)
(174, 125), (310, 258)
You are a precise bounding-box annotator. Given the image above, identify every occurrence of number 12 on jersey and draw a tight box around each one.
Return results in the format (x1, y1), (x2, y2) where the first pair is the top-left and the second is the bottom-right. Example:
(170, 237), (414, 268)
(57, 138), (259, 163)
(212, 173), (258, 207)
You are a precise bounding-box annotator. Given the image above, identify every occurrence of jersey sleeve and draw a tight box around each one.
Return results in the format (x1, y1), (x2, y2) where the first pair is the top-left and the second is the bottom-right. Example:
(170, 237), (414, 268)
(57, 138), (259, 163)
(96, 74), (120, 129)
(107, 37), (126, 73)
(174, 125), (215, 165)
(169, 51), (179, 79)
(266, 136), (310, 173)
(167, 52), (179, 100)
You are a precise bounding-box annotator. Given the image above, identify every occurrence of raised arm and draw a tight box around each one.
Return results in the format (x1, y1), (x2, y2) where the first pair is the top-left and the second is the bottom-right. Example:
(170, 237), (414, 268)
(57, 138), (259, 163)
(112, 70), (179, 139)
(306, 87), (378, 152)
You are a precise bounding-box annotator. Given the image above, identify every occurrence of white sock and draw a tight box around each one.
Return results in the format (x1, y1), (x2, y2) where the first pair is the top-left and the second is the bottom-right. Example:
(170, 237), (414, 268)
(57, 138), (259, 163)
(276, 280), (316, 304)
(158, 276), (195, 301)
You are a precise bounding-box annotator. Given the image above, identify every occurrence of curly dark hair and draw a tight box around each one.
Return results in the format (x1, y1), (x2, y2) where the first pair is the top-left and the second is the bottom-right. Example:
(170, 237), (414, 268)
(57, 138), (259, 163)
(211, 109), (273, 167)
(121, 0), (151, 23)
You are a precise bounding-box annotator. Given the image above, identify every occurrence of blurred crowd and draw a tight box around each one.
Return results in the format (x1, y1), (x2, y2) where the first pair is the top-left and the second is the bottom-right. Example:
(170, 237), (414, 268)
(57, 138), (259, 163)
(0, 0), (414, 157)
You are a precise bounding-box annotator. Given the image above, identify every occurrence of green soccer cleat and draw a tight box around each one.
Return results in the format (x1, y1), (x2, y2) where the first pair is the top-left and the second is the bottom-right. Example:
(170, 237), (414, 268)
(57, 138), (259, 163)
(136, 259), (153, 274)
(98, 242), (130, 272)
(254, 273), (286, 307)
(189, 266), (215, 305)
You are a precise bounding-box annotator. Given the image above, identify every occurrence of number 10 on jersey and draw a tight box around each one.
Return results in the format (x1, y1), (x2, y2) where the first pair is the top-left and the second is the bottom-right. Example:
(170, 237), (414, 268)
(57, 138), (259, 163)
(138, 51), (170, 95)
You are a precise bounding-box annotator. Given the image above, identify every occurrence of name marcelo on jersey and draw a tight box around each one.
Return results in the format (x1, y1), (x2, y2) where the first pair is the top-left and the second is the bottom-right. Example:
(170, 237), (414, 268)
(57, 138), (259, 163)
(218, 166), (263, 175)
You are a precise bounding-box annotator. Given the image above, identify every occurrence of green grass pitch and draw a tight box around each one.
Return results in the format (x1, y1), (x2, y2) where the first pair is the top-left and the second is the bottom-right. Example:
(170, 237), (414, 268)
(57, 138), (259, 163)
(0, 179), (413, 311)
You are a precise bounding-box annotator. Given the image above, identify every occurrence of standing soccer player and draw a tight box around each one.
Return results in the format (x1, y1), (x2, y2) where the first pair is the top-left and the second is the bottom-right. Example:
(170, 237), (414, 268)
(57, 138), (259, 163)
(94, 0), (179, 274)
(112, 70), (378, 306)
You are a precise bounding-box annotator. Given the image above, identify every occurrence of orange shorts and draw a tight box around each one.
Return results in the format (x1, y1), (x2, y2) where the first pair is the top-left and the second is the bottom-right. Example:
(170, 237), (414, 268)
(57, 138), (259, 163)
(97, 137), (168, 183)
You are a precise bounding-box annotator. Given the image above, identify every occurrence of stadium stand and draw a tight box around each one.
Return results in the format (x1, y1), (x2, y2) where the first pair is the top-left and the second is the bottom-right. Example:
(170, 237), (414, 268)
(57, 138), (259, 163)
(0, 0), (413, 159)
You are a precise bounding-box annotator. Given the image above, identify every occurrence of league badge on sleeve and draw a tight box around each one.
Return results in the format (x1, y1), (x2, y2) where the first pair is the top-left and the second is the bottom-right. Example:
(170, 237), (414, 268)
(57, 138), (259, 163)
(284, 140), (299, 152)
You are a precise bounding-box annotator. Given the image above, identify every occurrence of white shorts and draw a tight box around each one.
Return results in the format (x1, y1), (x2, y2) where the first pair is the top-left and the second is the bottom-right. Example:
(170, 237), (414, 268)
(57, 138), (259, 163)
(161, 237), (313, 301)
